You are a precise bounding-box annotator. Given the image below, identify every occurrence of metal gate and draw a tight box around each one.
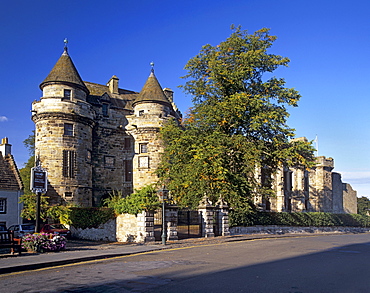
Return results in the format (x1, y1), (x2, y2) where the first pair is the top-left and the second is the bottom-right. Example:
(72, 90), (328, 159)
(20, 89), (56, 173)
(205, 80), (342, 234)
(213, 210), (221, 236)
(177, 210), (202, 239)
(154, 209), (162, 241)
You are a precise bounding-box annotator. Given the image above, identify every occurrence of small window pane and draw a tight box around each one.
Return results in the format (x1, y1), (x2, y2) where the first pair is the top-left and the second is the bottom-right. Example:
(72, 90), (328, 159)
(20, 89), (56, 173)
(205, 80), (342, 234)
(139, 143), (148, 153)
(86, 150), (91, 163)
(138, 156), (149, 168)
(102, 104), (109, 116)
(64, 123), (73, 136)
(64, 89), (71, 100)
(64, 192), (73, 199)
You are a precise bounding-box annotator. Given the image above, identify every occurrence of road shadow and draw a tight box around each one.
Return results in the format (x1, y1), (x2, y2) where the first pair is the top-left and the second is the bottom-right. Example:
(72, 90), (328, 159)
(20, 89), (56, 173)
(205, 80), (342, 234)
(48, 238), (370, 293)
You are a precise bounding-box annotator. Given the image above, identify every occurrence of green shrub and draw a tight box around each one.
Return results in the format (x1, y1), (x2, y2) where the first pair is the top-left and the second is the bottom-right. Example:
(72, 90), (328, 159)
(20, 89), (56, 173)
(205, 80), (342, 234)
(104, 185), (161, 215)
(66, 207), (115, 229)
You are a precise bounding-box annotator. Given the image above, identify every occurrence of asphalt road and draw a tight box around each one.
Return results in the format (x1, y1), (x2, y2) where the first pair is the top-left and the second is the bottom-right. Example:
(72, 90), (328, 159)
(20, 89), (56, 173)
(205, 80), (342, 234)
(1, 234), (370, 292)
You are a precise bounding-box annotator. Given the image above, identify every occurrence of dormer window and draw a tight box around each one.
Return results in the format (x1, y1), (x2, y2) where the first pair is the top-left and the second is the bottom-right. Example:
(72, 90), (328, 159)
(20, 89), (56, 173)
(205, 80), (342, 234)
(102, 104), (109, 117)
(63, 89), (71, 100)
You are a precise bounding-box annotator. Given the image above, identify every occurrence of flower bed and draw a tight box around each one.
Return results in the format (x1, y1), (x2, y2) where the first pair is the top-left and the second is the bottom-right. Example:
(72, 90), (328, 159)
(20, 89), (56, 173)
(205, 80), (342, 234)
(22, 233), (67, 253)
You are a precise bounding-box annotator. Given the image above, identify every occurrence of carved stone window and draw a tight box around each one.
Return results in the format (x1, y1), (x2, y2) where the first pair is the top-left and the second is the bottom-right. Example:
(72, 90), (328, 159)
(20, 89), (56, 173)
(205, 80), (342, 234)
(63, 150), (76, 178)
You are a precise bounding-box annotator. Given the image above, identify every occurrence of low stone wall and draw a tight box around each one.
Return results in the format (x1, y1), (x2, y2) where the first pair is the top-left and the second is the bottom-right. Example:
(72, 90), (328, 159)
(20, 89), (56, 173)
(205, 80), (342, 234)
(230, 226), (370, 235)
(70, 218), (117, 241)
(116, 213), (138, 242)
(70, 212), (153, 243)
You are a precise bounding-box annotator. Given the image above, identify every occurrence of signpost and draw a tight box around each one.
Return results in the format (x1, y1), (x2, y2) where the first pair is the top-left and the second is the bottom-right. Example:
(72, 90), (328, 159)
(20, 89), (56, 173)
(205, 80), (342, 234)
(31, 165), (48, 233)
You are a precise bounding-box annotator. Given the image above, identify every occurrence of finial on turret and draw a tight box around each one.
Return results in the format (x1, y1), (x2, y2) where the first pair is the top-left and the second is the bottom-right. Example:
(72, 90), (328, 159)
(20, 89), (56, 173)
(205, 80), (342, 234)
(63, 38), (68, 55)
(150, 61), (154, 73)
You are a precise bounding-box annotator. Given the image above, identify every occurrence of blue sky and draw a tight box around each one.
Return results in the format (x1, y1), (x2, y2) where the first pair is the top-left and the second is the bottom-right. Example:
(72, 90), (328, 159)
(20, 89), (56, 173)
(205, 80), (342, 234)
(1, 0), (370, 197)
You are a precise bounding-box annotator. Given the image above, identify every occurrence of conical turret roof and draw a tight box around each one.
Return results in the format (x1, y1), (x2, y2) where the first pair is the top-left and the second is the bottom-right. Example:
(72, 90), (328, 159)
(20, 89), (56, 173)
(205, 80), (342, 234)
(39, 48), (88, 93)
(133, 71), (171, 106)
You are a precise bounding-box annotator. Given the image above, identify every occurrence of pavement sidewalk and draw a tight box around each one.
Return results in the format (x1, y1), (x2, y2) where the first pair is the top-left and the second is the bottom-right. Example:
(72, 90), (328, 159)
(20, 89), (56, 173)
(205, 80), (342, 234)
(0, 232), (360, 275)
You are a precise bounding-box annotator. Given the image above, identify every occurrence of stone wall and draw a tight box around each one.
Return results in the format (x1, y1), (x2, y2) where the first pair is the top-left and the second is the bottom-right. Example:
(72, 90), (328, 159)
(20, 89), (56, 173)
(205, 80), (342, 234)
(343, 183), (357, 214)
(116, 213), (138, 242)
(70, 218), (117, 241)
(71, 212), (155, 243)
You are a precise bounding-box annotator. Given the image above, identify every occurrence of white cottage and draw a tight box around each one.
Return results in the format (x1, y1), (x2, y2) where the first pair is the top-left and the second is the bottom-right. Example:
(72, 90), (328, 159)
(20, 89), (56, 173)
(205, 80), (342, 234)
(0, 138), (23, 227)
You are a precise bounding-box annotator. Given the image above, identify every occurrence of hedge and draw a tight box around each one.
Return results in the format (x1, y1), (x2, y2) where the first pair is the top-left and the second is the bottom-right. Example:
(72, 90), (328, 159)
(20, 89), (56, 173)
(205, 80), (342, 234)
(66, 207), (115, 229)
(229, 211), (370, 228)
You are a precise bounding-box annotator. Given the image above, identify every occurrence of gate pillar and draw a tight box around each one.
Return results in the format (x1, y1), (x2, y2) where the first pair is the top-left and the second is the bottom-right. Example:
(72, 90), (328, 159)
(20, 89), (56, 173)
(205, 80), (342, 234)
(136, 210), (155, 242)
(198, 194), (215, 238)
(165, 205), (179, 241)
(216, 196), (230, 236)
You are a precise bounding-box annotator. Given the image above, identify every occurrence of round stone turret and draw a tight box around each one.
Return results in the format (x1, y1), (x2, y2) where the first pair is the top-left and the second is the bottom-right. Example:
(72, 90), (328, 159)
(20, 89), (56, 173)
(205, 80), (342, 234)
(32, 48), (95, 206)
(127, 70), (175, 190)
(40, 48), (89, 102)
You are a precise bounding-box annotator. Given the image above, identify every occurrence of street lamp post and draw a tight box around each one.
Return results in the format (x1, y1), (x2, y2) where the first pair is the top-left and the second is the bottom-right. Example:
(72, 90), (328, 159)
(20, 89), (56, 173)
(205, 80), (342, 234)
(158, 187), (169, 245)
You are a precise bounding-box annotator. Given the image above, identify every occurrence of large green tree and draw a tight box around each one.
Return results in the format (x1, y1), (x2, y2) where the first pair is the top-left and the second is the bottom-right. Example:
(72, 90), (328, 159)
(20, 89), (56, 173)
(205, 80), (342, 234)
(157, 26), (315, 210)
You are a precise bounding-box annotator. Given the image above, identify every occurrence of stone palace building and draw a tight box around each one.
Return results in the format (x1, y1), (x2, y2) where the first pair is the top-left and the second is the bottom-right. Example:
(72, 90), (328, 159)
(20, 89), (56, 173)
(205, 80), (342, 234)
(31, 46), (357, 214)
(32, 46), (181, 207)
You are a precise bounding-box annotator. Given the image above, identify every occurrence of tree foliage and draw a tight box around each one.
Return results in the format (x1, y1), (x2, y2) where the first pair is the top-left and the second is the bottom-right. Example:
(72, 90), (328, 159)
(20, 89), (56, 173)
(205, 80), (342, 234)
(357, 196), (370, 215)
(157, 26), (315, 210)
(104, 185), (161, 215)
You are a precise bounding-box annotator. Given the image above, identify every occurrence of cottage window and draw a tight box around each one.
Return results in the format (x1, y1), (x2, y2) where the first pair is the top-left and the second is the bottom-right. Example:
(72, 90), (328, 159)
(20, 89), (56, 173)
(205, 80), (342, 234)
(139, 110), (144, 116)
(63, 150), (76, 178)
(0, 198), (6, 213)
(64, 192), (73, 199)
(64, 123), (73, 136)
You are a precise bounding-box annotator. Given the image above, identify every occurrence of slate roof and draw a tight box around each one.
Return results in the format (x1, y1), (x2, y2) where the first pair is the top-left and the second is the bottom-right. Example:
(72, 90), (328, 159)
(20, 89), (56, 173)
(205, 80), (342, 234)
(84, 82), (137, 111)
(0, 153), (23, 191)
(133, 71), (171, 106)
(40, 48), (89, 93)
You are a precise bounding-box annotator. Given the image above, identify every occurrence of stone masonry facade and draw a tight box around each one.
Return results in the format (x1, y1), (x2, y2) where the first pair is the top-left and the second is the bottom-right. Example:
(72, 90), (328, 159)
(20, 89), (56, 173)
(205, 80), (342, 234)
(254, 150), (357, 214)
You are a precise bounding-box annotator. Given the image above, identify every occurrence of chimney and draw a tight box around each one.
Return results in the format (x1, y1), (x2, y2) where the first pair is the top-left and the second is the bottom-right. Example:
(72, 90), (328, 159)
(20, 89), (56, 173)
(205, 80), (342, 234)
(0, 137), (11, 156)
(107, 75), (119, 94)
